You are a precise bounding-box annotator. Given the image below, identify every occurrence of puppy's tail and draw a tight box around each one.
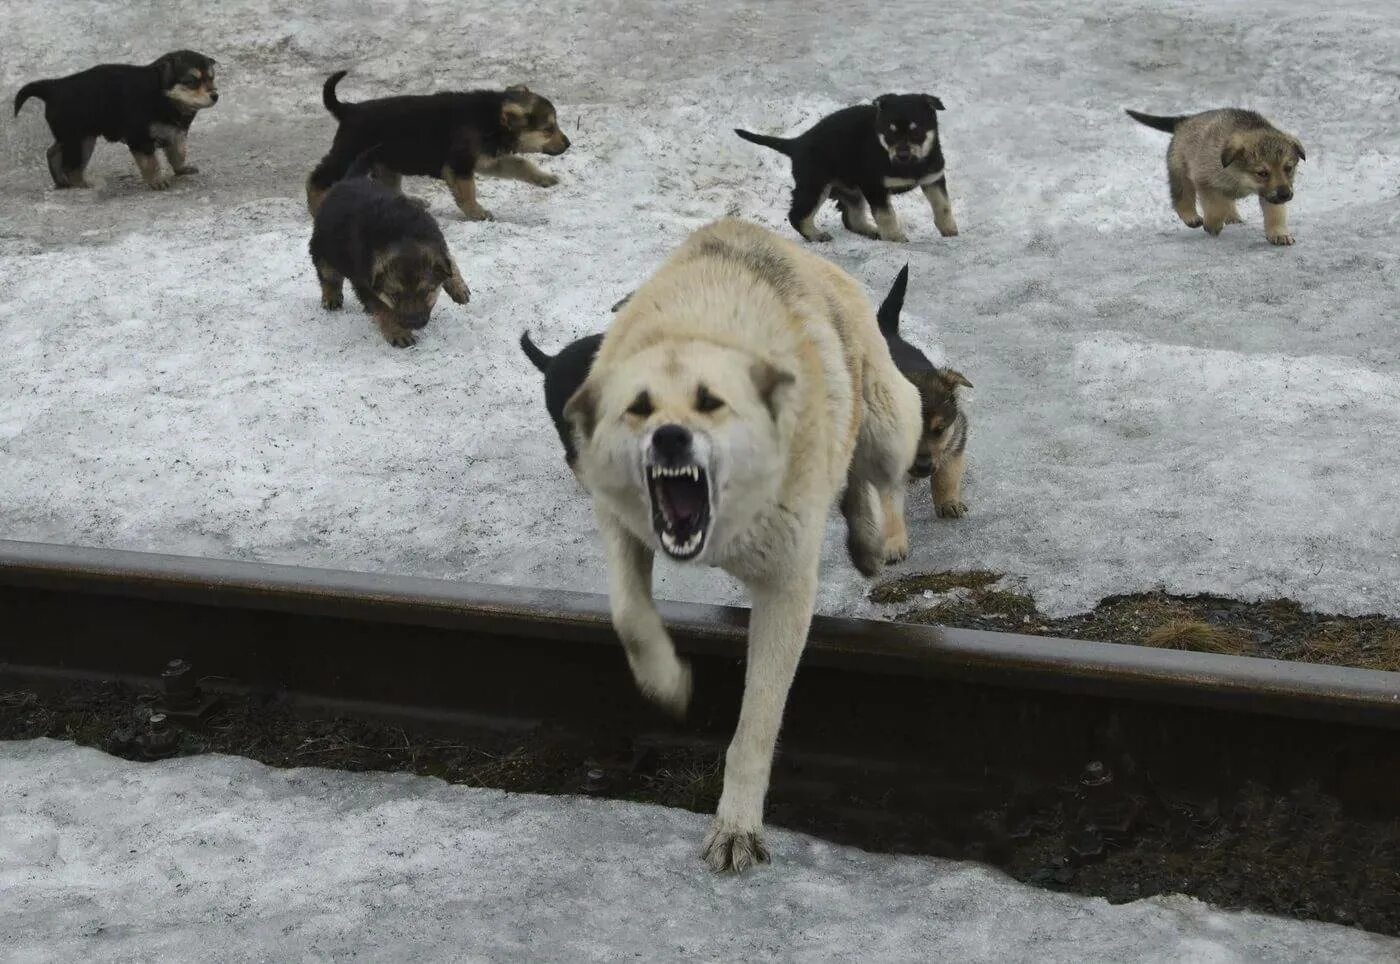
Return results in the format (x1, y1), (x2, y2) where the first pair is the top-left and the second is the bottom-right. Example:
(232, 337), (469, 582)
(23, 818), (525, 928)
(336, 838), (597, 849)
(520, 331), (554, 373)
(1124, 109), (1187, 134)
(322, 70), (351, 119)
(13, 80), (50, 116)
(734, 128), (796, 156)
(876, 264), (909, 336)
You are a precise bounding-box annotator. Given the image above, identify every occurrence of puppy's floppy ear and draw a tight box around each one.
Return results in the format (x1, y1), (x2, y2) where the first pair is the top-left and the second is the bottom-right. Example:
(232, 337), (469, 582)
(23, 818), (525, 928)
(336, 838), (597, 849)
(563, 380), (598, 441)
(1292, 139), (1306, 162)
(506, 83), (531, 94)
(1220, 134), (1246, 170)
(750, 359), (796, 420)
(941, 368), (973, 390)
(925, 95), (945, 111)
(501, 96), (530, 130)
(873, 93), (896, 111)
(154, 55), (177, 89)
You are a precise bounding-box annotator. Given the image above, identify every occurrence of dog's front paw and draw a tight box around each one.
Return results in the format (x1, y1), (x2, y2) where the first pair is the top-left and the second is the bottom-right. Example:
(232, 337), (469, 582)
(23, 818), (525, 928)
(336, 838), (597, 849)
(701, 820), (771, 873)
(880, 229), (910, 243)
(937, 221), (960, 238)
(444, 277), (471, 304)
(803, 230), (833, 243)
(1203, 222), (1224, 237)
(147, 173), (174, 191)
(321, 291), (343, 311)
(388, 332), (418, 348)
(174, 165), (199, 176)
(463, 207), (495, 222)
(533, 172), (560, 188)
(1224, 213), (1244, 225)
(1182, 216), (1204, 229)
(1267, 232), (1296, 246)
(635, 656), (692, 719)
(935, 500), (968, 519)
(883, 533), (910, 565)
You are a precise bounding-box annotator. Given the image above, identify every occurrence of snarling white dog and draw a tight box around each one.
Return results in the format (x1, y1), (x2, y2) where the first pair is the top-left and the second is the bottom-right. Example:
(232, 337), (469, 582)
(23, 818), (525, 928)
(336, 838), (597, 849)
(565, 218), (920, 871)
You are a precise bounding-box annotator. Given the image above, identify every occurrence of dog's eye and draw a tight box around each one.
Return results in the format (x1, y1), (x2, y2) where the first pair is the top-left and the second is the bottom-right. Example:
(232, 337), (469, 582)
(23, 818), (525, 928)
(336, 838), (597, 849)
(626, 391), (654, 417)
(695, 385), (724, 414)
(1255, 169), (1269, 179)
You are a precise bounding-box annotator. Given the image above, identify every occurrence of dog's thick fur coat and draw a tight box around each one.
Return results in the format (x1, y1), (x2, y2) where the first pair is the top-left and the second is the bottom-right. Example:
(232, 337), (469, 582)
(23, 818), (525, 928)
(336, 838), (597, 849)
(13, 50), (218, 190)
(1126, 108), (1305, 245)
(565, 218), (920, 871)
(306, 72), (570, 220)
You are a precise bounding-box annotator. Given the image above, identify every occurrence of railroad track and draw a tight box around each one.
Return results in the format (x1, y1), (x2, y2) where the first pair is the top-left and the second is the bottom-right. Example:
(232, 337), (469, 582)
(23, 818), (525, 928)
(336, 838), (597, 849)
(3, 538), (1399, 932)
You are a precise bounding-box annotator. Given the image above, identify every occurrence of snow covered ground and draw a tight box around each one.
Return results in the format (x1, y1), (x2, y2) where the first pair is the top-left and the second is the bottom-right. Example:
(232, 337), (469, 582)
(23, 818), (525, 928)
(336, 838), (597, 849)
(1, 739), (1394, 962)
(3, 0), (1399, 618)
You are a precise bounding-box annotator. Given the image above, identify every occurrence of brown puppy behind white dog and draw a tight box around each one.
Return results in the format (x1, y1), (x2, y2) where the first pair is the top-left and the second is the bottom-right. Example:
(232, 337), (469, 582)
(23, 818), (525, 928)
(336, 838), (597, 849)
(565, 218), (920, 871)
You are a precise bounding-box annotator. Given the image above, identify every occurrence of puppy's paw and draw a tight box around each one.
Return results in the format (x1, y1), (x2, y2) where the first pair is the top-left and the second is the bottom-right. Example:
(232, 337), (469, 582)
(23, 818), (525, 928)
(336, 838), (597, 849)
(1203, 222), (1224, 237)
(1223, 213), (1244, 225)
(463, 207), (495, 222)
(147, 173), (174, 191)
(321, 291), (344, 311)
(1182, 216), (1204, 229)
(883, 533), (910, 565)
(937, 221), (960, 238)
(935, 500), (968, 519)
(444, 277), (471, 305)
(533, 172), (560, 188)
(880, 229), (910, 244)
(636, 656), (692, 720)
(174, 165), (199, 176)
(1267, 232), (1296, 246)
(701, 820), (771, 874)
(803, 230), (833, 243)
(388, 332), (418, 349)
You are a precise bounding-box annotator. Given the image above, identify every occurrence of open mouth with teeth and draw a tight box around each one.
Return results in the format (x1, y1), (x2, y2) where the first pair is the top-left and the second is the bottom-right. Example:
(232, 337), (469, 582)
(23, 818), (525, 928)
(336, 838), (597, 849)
(646, 464), (710, 561)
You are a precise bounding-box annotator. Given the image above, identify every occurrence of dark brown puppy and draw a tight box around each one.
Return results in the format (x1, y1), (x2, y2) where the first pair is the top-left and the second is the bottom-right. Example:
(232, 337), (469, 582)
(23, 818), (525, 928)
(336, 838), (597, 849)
(14, 50), (218, 190)
(876, 265), (972, 518)
(306, 72), (570, 220)
(309, 150), (470, 348)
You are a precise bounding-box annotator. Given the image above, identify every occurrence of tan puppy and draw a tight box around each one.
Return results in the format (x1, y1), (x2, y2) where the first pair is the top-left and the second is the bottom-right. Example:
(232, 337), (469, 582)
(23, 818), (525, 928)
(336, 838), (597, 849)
(1126, 108), (1305, 245)
(565, 218), (920, 871)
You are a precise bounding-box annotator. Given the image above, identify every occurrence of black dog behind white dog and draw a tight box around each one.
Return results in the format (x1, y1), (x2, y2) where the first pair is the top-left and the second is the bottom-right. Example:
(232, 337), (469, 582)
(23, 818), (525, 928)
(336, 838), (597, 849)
(736, 93), (959, 244)
(13, 50), (218, 191)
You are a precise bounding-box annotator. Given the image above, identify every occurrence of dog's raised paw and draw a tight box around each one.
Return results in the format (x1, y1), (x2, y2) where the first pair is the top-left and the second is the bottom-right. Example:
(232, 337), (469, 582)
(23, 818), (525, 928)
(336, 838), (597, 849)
(444, 278), (471, 305)
(935, 500), (968, 519)
(701, 822), (771, 874)
(638, 657), (692, 720)
(174, 165), (199, 176)
(534, 173), (560, 188)
(1267, 233), (1296, 246)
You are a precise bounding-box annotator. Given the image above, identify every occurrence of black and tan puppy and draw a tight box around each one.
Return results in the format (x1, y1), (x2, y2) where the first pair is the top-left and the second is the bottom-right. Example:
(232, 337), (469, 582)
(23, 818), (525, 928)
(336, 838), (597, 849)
(13, 50), (218, 191)
(309, 150), (471, 348)
(1126, 108), (1305, 245)
(736, 94), (958, 244)
(876, 265), (972, 517)
(520, 331), (603, 472)
(307, 72), (571, 220)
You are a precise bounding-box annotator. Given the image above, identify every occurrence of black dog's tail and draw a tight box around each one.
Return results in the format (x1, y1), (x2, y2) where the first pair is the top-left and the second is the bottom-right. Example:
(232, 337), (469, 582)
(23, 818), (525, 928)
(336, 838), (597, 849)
(13, 80), (50, 116)
(734, 128), (796, 156)
(520, 331), (554, 373)
(876, 264), (909, 336)
(1124, 109), (1187, 134)
(323, 70), (351, 119)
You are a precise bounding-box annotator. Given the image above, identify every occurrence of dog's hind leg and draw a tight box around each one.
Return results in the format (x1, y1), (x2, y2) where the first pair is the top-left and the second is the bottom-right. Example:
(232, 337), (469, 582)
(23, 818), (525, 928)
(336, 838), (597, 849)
(601, 512), (692, 716)
(702, 561), (817, 872)
(51, 139), (95, 188)
(922, 179), (960, 237)
(788, 177), (832, 242)
(46, 143), (69, 188)
(840, 480), (885, 577)
(314, 259), (344, 310)
(833, 185), (879, 238)
(1169, 164), (1202, 228)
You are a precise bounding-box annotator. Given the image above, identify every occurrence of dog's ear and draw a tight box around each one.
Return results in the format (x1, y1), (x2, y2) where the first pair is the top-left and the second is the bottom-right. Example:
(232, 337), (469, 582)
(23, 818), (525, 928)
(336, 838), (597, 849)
(1292, 139), (1306, 162)
(925, 95), (945, 111)
(563, 381), (598, 441)
(941, 368), (973, 390)
(872, 93), (896, 112)
(506, 83), (531, 94)
(750, 359), (795, 420)
(501, 96), (530, 130)
(1220, 134), (1247, 170)
(154, 55), (177, 89)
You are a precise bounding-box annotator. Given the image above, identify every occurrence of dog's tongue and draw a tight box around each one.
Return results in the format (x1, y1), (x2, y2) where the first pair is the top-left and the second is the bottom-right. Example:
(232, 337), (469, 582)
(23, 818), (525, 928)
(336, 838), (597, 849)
(661, 477), (705, 527)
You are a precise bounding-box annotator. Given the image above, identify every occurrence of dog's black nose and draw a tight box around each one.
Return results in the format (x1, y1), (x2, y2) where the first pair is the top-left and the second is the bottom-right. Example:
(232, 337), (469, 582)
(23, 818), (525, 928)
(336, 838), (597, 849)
(651, 424), (692, 462)
(209, 91), (219, 104)
(1272, 188), (1292, 203)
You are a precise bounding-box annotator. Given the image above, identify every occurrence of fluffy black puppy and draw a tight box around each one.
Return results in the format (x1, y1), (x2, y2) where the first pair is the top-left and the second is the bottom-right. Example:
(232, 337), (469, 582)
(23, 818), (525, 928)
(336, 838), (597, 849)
(306, 72), (571, 221)
(309, 150), (471, 348)
(520, 331), (603, 472)
(13, 50), (218, 190)
(736, 93), (959, 243)
(875, 264), (973, 517)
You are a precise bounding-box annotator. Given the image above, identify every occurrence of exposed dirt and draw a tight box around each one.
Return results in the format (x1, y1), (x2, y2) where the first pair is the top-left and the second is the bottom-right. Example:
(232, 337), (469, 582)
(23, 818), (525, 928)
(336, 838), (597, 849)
(872, 572), (1400, 671)
(3, 679), (1397, 936)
